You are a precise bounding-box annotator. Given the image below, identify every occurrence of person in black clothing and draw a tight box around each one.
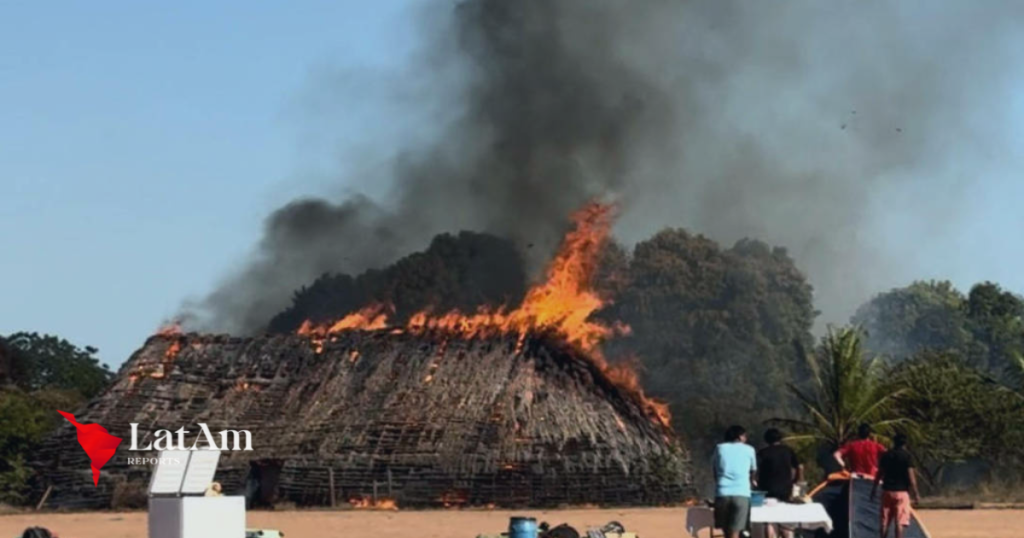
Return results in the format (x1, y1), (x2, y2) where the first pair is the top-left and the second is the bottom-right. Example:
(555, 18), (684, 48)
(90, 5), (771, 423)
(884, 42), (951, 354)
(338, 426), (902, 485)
(757, 428), (804, 538)
(758, 428), (804, 500)
(871, 434), (920, 538)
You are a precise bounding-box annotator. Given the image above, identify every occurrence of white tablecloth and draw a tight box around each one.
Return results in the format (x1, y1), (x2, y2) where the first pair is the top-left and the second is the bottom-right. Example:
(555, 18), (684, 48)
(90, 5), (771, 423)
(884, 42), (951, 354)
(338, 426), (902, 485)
(686, 503), (833, 537)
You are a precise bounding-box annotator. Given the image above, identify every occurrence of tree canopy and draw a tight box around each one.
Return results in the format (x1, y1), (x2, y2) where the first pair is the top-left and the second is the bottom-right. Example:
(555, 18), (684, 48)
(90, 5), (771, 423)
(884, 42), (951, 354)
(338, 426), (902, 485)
(601, 230), (816, 452)
(775, 327), (908, 448)
(267, 231), (527, 332)
(852, 280), (1024, 378)
(3, 332), (112, 399)
(888, 351), (1024, 487)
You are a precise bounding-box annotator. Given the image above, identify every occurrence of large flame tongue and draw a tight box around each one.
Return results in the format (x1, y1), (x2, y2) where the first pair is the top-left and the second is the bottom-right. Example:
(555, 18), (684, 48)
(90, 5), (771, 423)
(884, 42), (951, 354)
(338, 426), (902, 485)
(405, 201), (617, 351)
(505, 201), (614, 351)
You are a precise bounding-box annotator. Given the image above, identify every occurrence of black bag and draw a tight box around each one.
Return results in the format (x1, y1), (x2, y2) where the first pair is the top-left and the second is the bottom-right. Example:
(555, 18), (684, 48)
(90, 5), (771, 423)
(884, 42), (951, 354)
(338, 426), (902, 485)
(544, 523), (580, 538)
(22, 527), (54, 538)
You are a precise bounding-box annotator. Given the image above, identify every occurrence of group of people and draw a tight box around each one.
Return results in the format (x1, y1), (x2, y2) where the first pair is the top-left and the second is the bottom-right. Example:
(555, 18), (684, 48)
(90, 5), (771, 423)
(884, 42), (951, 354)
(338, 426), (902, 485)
(712, 423), (920, 538)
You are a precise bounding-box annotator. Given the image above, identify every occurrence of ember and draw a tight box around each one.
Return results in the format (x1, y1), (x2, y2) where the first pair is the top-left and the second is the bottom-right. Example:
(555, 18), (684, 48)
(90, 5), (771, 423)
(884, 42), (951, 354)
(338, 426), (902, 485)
(164, 339), (182, 361)
(349, 497), (398, 510)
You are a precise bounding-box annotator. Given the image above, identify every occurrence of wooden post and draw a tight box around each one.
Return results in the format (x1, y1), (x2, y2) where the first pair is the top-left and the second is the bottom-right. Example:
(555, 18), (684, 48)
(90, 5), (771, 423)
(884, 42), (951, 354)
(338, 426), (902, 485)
(328, 468), (336, 507)
(387, 468), (393, 496)
(36, 486), (52, 511)
(373, 480), (378, 503)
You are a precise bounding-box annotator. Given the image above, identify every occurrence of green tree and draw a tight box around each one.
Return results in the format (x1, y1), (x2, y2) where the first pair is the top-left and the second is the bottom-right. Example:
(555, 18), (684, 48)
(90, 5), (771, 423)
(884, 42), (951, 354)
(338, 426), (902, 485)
(4, 332), (112, 398)
(889, 352), (1018, 485)
(0, 387), (53, 503)
(603, 230), (816, 453)
(852, 281), (971, 360)
(889, 351), (1024, 490)
(775, 327), (908, 448)
(852, 281), (1024, 378)
(965, 282), (1024, 374)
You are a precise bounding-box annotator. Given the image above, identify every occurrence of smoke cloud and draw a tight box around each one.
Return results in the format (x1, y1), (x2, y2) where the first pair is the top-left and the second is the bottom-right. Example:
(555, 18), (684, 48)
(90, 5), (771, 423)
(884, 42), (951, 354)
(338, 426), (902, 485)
(186, 0), (1024, 334)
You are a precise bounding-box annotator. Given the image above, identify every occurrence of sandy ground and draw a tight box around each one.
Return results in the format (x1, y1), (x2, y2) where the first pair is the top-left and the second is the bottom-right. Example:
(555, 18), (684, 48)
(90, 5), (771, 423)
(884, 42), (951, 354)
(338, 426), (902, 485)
(1, 507), (1019, 538)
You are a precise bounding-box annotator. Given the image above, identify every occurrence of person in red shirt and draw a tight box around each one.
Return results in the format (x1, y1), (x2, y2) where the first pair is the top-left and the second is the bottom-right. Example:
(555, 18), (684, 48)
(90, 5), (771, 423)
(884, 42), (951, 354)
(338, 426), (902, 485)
(833, 423), (887, 477)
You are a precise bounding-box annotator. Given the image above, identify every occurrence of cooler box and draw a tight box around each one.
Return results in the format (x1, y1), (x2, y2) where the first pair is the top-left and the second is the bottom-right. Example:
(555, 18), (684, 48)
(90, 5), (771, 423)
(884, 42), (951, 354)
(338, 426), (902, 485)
(146, 450), (246, 538)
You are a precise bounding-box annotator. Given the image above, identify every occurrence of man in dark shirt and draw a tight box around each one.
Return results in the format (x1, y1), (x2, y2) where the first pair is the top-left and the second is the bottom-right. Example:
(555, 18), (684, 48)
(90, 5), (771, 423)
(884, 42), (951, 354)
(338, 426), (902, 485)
(871, 434), (920, 538)
(758, 428), (803, 500)
(758, 429), (804, 538)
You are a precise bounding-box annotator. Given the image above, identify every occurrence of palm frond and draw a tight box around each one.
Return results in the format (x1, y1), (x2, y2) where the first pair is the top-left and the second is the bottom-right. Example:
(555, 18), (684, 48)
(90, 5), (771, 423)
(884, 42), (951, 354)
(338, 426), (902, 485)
(774, 325), (914, 447)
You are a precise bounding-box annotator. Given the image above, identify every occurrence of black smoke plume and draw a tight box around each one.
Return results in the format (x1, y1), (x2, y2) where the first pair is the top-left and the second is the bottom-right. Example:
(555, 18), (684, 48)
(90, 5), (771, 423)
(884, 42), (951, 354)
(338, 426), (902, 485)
(185, 0), (1023, 334)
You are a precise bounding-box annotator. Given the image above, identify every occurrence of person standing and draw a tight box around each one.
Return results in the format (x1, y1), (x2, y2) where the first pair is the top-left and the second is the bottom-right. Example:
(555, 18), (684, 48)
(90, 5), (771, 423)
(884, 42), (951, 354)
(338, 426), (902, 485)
(871, 434), (920, 538)
(757, 428), (804, 538)
(714, 425), (758, 538)
(834, 423), (887, 477)
(758, 428), (804, 501)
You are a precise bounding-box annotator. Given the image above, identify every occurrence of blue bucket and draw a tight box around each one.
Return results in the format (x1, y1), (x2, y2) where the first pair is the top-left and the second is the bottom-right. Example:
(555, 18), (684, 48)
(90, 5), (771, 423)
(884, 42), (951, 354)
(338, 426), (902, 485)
(509, 516), (538, 538)
(751, 491), (766, 507)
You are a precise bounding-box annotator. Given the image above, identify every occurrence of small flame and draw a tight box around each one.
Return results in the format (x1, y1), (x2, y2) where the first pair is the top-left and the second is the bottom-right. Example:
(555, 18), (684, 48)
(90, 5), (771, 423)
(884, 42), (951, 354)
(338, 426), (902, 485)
(156, 321), (182, 337)
(298, 304), (390, 337)
(348, 497), (398, 510)
(164, 340), (182, 361)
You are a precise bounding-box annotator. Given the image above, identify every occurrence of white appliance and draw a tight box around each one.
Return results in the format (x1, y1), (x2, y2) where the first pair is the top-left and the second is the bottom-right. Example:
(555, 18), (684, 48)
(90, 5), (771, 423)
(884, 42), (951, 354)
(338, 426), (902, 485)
(147, 450), (245, 538)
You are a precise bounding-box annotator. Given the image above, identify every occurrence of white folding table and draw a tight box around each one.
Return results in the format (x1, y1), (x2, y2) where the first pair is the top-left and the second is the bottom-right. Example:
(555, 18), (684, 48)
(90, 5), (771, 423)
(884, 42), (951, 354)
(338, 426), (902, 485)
(686, 503), (832, 538)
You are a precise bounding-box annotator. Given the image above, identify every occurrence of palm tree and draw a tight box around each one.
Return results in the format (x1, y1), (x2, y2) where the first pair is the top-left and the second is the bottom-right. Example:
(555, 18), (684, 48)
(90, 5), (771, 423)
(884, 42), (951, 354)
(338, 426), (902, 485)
(774, 326), (910, 448)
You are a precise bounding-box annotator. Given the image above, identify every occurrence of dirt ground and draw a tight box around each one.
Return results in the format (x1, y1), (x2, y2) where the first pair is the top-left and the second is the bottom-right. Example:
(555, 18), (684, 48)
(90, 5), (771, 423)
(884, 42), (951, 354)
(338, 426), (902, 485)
(1, 507), (1019, 538)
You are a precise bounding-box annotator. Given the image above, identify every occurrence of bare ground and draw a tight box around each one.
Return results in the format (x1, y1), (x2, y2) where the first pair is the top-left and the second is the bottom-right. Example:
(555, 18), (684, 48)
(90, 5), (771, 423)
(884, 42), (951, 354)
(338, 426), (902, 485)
(0, 507), (1019, 538)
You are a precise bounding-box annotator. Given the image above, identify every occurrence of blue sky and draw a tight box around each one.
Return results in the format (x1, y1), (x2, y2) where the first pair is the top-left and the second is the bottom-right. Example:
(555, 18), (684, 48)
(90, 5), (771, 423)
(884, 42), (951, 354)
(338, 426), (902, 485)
(1, 1), (426, 366)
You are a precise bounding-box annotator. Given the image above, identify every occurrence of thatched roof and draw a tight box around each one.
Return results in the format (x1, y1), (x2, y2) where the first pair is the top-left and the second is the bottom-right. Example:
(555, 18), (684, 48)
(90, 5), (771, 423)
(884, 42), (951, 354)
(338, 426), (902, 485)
(35, 331), (693, 508)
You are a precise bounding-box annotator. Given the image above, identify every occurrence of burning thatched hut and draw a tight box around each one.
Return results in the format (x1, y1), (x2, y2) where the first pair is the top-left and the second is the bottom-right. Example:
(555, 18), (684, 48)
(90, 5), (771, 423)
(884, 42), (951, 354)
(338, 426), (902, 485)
(34, 330), (693, 509)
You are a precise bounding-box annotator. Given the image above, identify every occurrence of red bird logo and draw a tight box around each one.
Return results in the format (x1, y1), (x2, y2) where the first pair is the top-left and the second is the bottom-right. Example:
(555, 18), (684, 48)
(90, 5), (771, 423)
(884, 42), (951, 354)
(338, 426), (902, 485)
(58, 410), (123, 486)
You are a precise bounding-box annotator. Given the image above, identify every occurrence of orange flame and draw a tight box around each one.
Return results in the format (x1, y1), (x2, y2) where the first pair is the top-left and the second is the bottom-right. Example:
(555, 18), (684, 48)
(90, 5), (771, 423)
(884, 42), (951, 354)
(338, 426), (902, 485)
(348, 497), (398, 510)
(165, 340), (182, 361)
(402, 203), (618, 351)
(156, 321), (182, 337)
(298, 304), (390, 337)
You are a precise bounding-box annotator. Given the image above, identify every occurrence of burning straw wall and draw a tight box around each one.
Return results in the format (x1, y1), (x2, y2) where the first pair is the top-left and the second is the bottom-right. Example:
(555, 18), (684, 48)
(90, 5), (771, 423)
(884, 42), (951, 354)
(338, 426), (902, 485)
(34, 332), (693, 509)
